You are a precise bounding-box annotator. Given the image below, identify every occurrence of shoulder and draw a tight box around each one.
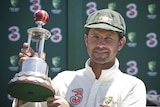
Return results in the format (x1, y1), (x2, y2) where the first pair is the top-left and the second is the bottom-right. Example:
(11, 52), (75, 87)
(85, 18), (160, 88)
(118, 72), (146, 90)
(53, 71), (76, 81)
(51, 69), (86, 93)
(123, 73), (144, 84)
(117, 72), (146, 105)
(52, 68), (85, 82)
(55, 68), (85, 78)
(57, 70), (76, 76)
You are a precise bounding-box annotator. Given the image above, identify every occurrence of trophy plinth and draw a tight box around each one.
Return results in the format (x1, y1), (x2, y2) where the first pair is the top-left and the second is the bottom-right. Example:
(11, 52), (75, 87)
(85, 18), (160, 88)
(7, 10), (55, 102)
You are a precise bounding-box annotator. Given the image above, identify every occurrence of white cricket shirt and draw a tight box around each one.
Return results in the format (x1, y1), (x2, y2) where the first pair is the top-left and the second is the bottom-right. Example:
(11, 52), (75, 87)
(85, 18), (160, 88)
(12, 58), (146, 107)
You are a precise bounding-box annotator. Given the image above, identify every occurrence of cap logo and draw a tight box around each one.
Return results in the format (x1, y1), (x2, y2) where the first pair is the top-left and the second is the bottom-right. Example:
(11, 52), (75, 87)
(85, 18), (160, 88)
(96, 15), (112, 23)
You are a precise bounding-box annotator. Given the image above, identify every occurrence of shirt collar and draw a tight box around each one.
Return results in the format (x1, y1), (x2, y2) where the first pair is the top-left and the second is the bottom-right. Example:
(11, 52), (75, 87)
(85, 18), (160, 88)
(85, 58), (120, 81)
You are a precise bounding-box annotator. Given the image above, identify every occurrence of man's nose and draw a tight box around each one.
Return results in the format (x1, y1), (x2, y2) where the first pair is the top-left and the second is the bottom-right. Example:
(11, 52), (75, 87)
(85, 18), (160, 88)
(97, 39), (106, 48)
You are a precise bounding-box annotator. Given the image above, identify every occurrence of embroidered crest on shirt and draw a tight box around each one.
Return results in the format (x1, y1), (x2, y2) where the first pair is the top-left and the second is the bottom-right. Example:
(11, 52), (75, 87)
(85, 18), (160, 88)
(100, 96), (113, 107)
(70, 88), (83, 105)
(105, 96), (113, 105)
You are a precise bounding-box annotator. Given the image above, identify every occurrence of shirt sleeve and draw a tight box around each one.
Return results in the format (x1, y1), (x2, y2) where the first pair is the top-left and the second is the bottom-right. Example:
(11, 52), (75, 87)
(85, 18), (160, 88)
(121, 79), (147, 107)
(51, 71), (76, 97)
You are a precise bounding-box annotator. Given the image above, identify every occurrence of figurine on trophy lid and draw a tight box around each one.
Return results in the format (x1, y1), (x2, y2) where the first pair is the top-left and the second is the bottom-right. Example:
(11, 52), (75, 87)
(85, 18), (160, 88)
(7, 10), (55, 102)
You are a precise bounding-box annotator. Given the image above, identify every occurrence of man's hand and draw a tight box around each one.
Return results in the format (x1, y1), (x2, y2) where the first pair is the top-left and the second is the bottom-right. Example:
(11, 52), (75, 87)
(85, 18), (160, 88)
(16, 99), (27, 107)
(18, 42), (46, 66)
(47, 96), (72, 107)
(18, 42), (34, 65)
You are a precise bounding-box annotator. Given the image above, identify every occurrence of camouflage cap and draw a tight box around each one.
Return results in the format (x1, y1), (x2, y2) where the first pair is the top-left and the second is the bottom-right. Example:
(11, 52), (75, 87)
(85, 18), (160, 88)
(84, 9), (126, 35)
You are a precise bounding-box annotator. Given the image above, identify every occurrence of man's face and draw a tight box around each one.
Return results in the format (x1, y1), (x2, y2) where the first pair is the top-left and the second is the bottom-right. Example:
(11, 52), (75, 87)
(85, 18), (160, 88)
(84, 28), (125, 65)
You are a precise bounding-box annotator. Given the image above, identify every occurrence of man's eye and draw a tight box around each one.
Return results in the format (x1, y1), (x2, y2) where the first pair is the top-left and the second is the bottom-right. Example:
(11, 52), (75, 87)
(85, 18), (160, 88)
(105, 37), (112, 40)
(92, 35), (99, 39)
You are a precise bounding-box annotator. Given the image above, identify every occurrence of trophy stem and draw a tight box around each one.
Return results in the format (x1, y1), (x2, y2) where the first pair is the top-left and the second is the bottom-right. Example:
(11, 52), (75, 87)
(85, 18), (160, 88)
(38, 34), (45, 58)
(38, 24), (42, 28)
(27, 35), (32, 51)
(36, 40), (39, 53)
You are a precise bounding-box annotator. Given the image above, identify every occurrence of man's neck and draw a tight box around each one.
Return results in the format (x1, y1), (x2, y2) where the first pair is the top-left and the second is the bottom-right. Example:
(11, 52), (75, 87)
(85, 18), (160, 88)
(89, 59), (115, 79)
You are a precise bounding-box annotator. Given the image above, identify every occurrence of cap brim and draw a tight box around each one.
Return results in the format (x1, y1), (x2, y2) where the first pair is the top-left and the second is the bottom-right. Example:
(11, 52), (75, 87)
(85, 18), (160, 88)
(84, 23), (123, 33)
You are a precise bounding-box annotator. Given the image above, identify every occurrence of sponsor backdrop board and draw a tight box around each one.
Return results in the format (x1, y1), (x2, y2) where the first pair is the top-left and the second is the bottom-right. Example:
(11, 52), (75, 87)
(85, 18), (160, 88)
(0, 0), (159, 106)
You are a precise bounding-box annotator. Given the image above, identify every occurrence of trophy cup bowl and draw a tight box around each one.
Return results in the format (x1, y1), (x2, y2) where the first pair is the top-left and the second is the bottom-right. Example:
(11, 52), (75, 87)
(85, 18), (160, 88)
(7, 10), (55, 102)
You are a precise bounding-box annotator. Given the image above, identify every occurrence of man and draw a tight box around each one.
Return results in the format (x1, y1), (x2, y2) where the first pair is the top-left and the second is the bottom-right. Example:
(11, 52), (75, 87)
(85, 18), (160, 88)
(12, 9), (146, 107)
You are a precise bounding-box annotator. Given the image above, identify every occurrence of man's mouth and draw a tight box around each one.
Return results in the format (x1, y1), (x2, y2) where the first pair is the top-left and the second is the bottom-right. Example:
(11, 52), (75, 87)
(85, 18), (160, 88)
(94, 49), (109, 54)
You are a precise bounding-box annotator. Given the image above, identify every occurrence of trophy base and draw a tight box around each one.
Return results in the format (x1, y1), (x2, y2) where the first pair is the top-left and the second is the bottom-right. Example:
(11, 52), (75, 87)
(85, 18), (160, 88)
(7, 81), (55, 102)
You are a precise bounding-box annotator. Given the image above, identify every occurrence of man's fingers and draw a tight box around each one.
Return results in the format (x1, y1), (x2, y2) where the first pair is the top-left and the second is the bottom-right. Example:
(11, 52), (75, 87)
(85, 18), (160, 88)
(46, 96), (54, 101)
(20, 48), (33, 57)
(20, 42), (34, 57)
(23, 42), (29, 48)
(47, 97), (59, 107)
(18, 56), (29, 66)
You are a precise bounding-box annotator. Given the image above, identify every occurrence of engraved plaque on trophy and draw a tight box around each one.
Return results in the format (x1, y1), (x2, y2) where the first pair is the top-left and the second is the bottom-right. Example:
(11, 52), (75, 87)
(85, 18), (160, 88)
(7, 10), (55, 102)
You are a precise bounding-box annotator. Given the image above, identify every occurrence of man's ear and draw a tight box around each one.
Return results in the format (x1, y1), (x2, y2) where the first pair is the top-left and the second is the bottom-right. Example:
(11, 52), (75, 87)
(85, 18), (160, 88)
(118, 36), (126, 51)
(84, 34), (88, 47)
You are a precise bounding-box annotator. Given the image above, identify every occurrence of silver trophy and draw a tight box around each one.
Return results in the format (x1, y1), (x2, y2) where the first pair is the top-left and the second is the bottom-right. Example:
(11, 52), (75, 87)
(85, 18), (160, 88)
(7, 10), (55, 102)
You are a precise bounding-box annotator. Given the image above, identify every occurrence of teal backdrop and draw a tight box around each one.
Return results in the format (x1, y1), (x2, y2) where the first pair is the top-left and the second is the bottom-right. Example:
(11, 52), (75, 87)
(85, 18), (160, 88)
(0, 0), (160, 106)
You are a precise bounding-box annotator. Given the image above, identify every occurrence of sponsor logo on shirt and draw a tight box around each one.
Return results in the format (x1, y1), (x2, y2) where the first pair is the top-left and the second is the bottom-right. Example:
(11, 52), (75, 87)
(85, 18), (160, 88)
(70, 88), (83, 105)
